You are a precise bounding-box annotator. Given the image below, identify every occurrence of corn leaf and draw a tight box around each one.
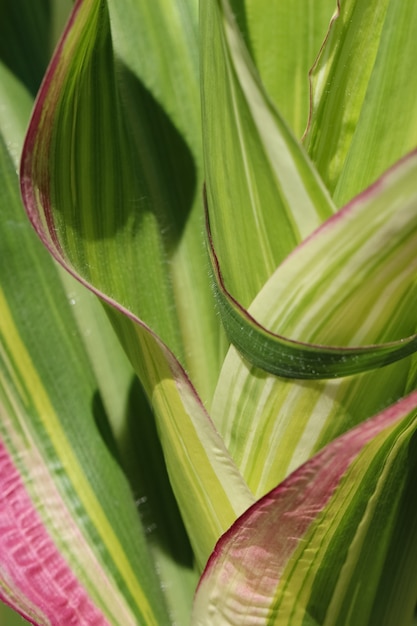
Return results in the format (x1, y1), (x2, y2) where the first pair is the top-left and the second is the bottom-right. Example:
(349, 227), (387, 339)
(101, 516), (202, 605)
(0, 88), (171, 626)
(106, 0), (225, 404)
(202, 0), (417, 380)
(211, 152), (417, 496)
(7, 0), (417, 622)
(1, 9), (196, 622)
(207, 0), (417, 497)
(4, 51), (200, 626)
(227, 0), (337, 137)
(208, 152), (417, 379)
(305, 0), (417, 206)
(20, 0), (254, 569)
(200, 0), (336, 310)
(193, 392), (417, 626)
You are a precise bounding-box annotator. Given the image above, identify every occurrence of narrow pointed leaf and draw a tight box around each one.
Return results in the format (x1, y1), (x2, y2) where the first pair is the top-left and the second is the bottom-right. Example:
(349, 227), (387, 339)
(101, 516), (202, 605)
(211, 152), (417, 496)
(201, 0), (336, 309)
(227, 0), (337, 136)
(21, 0), (254, 568)
(1, 18), (198, 622)
(193, 392), (417, 626)
(305, 0), (417, 206)
(106, 0), (225, 403)
(208, 152), (417, 379)
(0, 119), (170, 626)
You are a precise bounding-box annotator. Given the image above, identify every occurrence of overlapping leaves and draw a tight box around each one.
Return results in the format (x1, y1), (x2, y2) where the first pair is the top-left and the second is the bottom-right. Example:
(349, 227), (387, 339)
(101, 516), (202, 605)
(193, 393), (417, 626)
(200, 1), (417, 621)
(203, 0), (417, 380)
(0, 0), (416, 624)
(20, 0), (253, 571)
(0, 66), (172, 626)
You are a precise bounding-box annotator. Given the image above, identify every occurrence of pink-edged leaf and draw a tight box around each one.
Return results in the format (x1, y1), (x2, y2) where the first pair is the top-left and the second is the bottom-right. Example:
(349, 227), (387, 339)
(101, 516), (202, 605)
(0, 442), (110, 626)
(19, 0), (254, 568)
(193, 392), (417, 625)
(207, 148), (417, 379)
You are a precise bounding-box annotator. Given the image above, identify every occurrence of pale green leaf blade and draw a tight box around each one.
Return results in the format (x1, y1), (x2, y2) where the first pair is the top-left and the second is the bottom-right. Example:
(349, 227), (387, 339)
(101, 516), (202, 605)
(228, 0), (337, 137)
(208, 152), (417, 379)
(305, 0), (417, 206)
(201, 0), (336, 308)
(0, 16), (198, 621)
(0, 123), (171, 626)
(211, 152), (417, 495)
(62, 279), (199, 623)
(102, 310), (255, 568)
(193, 393), (417, 626)
(1, 8), (172, 623)
(21, 0), (254, 569)
(106, 0), (225, 403)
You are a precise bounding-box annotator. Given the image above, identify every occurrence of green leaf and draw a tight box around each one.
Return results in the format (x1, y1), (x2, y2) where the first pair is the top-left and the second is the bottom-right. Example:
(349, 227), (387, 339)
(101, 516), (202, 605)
(305, 0), (417, 206)
(208, 151), (417, 379)
(0, 0), (51, 96)
(106, 0), (225, 403)
(0, 112), (171, 626)
(0, 16), (195, 623)
(60, 277), (199, 623)
(193, 392), (417, 626)
(211, 151), (417, 496)
(227, 0), (337, 137)
(201, 0), (336, 309)
(0, 602), (27, 626)
(20, 0), (254, 569)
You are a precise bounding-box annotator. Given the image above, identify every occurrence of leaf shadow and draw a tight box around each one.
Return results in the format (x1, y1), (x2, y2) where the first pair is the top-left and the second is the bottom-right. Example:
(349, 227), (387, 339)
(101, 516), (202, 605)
(92, 376), (194, 569)
(112, 58), (197, 253)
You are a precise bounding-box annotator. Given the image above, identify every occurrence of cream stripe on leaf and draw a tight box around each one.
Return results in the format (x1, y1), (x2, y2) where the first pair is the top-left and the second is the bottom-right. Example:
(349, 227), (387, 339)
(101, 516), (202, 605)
(205, 0), (417, 532)
(192, 393), (417, 626)
(0, 292), (161, 625)
(0, 19), (187, 617)
(305, 0), (417, 207)
(227, 0), (337, 138)
(208, 151), (417, 379)
(201, 0), (336, 311)
(20, 0), (254, 571)
(101, 0), (225, 405)
(203, 0), (417, 383)
(1, 41), (198, 622)
(0, 130), (170, 623)
(211, 151), (417, 496)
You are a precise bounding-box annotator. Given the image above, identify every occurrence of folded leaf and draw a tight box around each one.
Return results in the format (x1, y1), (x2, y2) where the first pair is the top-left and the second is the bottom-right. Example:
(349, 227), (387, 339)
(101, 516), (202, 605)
(211, 151), (417, 495)
(0, 126), (170, 626)
(208, 151), (417, 379)
(20, 0), (254, 569)
(201, 0), (336, 309)
(106, 0), (225, 403)
(193, 392), (417, 626)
